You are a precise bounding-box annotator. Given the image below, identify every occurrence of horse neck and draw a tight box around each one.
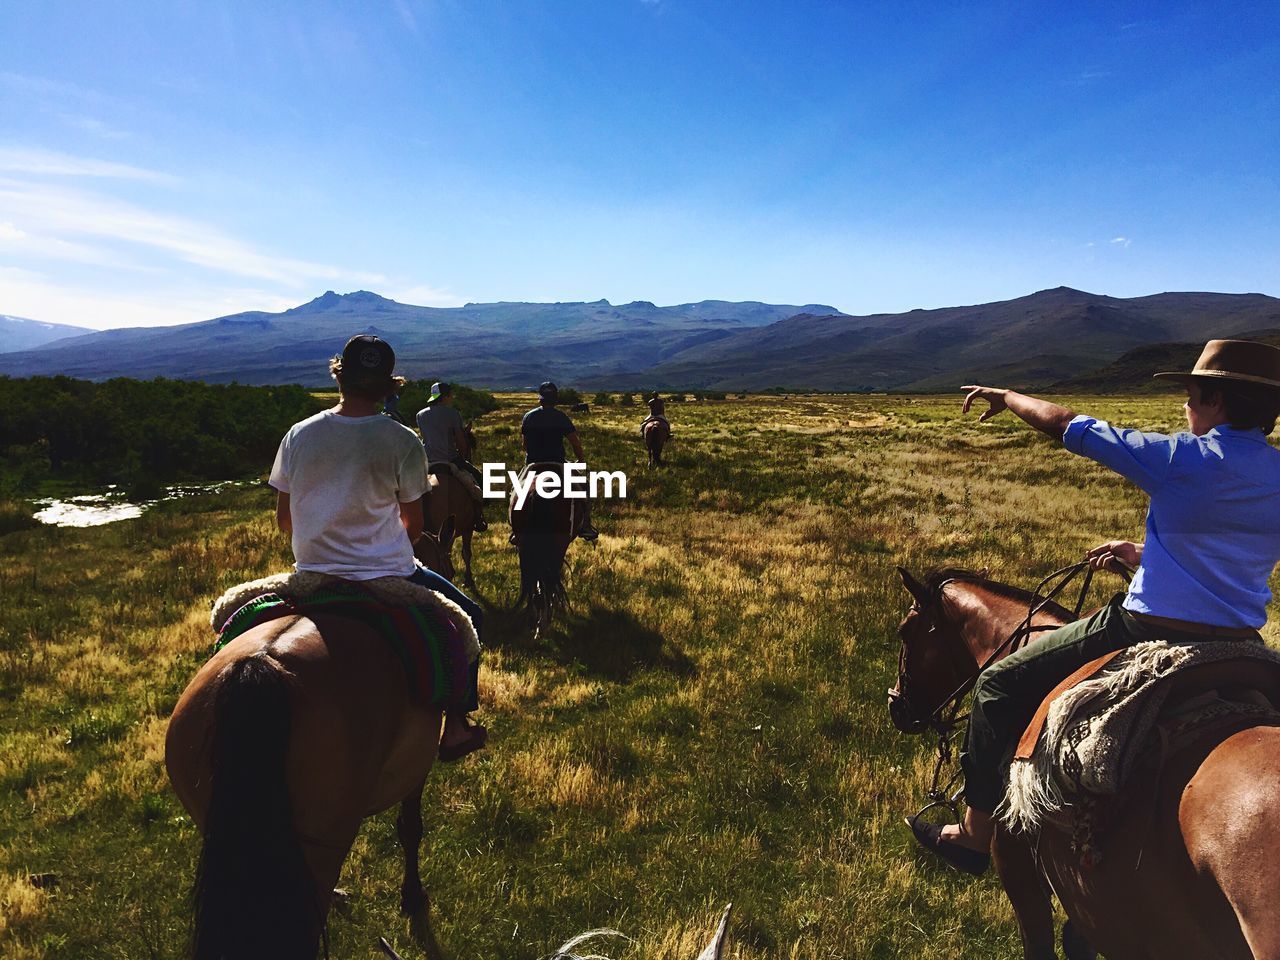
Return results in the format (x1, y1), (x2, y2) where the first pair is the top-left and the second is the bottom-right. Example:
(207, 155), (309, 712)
(943, 581), (1040, 668)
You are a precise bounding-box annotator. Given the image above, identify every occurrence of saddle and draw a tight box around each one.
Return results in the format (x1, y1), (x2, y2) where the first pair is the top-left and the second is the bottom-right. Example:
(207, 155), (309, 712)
(508, 463), (583, 539)
(640, 416), (670, 437)
(1001, 639), (1280, 840)
(428, 461), (483, 502)
(210, 571), (480, 707)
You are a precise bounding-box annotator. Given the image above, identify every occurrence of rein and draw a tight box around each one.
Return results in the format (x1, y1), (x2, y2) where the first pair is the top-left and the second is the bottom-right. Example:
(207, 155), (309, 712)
(906, 561), (1126, 821)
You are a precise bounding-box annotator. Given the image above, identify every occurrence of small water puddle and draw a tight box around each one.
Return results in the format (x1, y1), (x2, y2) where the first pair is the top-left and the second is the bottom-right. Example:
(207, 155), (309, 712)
(31, 481), (247, 528)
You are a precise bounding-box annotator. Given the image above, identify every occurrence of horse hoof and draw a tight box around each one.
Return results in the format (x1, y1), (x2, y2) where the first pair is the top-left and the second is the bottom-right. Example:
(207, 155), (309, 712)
(409, 907), (447, 960)
(1062, 919), (1097, 960)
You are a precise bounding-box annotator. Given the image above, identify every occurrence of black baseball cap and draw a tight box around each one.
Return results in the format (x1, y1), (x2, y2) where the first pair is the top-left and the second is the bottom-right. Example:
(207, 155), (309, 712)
(538, 381), (559, 401)
(341, 335), (395, 378)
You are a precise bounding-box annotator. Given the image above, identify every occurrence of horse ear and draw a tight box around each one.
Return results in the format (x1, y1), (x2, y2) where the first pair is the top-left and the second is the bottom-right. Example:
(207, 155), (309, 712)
(695, 904), (732, 960)
(897, 566), (929, 605)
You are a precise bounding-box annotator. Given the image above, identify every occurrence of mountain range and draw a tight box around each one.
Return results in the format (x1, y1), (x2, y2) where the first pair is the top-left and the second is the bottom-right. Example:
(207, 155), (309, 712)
(0, 315), (97, 353)
(0, 287), (1277, 391)
(0, 293), (839, 387)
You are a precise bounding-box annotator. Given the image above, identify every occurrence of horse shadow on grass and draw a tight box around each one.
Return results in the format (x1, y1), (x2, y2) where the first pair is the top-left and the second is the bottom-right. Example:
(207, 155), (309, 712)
(482, 598), (694, 682)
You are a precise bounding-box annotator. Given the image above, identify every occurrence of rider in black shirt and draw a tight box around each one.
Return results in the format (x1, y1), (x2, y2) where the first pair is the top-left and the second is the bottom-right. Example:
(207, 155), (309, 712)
(520, 382), (599, 541)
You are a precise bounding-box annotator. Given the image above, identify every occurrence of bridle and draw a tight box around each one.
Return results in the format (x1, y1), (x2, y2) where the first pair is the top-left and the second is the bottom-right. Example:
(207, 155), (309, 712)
(892, 561), (1126, 821)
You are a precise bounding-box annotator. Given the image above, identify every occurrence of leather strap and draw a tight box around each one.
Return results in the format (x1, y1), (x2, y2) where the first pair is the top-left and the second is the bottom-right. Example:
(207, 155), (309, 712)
(1128, 610), (1261, 640)
(1015, 650), (1126, 760)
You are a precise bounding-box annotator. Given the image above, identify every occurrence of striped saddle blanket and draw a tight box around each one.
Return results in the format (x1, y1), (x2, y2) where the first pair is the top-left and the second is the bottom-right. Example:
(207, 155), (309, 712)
(210, 572), (479, 709)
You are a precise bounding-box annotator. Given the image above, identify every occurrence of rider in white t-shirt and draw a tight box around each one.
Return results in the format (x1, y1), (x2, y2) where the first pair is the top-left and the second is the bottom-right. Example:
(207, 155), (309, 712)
(269, 335), (486, 762)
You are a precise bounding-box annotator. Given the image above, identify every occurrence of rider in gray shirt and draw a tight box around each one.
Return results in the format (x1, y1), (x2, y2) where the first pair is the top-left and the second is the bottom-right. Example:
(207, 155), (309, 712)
(415, 382), (487, 530)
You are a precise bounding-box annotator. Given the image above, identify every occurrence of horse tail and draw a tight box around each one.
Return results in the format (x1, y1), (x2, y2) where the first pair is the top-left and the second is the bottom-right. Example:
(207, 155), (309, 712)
(516, 495), (570, 613)
(193, 652), (323, 960)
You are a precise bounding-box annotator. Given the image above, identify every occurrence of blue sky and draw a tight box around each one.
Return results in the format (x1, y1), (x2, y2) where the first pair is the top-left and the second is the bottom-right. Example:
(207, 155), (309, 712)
(1, 1), (1276, 329)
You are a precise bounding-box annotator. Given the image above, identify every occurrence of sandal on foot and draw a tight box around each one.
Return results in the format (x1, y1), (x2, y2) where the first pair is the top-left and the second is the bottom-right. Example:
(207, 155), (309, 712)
(438, 721), (488, 763)
(906, 816), (990, 876)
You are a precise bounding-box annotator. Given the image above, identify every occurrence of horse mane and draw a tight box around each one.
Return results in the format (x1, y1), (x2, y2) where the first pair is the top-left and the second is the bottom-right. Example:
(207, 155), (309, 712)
(922, 567), (1074, 620)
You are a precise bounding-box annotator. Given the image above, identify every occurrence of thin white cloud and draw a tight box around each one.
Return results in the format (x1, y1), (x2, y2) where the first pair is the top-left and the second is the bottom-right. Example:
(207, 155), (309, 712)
(1064, 68), (1114, 87)
(381, 283), (467, 308)
(0, 269), (307, 329)
(0, 147), (173, 183)
(0, 218), (157, 272)
(0, 177), (385, 287)
(62, 115), (131, 141)
(392, 0), (420, 35)
(0, 71), (115, 106)
(1110, 236), (1131, 247)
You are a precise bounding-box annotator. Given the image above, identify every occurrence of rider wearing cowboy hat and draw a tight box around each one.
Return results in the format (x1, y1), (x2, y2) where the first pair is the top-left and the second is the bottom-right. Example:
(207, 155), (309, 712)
(912, 339), (1280, 875)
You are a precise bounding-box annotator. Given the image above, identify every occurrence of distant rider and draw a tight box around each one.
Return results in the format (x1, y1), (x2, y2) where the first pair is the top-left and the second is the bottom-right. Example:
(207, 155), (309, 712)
(415, 381), (488, 531)
(383, 389), (406, 426)
(638, 391), (670, 437)
(270, 335), (487, 761)
(521, 381), (600, 542)
(909, 339), (1280, 875)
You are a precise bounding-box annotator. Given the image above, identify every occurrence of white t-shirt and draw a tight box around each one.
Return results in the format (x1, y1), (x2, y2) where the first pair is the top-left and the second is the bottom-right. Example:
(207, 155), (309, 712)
(269, 410), (430, 580)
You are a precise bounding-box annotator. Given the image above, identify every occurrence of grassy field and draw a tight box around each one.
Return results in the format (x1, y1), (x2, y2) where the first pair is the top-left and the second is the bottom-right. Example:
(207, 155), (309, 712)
(2, 392), (1277, 959)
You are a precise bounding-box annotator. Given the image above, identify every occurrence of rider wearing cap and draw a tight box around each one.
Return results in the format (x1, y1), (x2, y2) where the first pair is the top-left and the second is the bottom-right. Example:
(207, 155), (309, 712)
(911, 339), (1280, 875)
(521, 381), (600, 542)
(269, 334), (487, 762)
(415, 381), (488, 532)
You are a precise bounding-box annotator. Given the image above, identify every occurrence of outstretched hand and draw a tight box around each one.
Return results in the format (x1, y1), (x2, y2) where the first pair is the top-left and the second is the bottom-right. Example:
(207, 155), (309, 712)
(1086, 540), (1143, 575)
(961, 385), (1010, 422)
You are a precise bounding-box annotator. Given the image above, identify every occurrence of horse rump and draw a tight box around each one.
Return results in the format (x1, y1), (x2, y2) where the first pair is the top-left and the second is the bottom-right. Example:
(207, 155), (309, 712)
(193, 652), (323, 960)
(512, 489), (575, 611)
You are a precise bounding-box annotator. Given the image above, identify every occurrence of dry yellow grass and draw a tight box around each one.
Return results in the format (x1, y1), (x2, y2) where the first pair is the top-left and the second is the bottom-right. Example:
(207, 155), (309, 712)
(1, 391), (1276, 958)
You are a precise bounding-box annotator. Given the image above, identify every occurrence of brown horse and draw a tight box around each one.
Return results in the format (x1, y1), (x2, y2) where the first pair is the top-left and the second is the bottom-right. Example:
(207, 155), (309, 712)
(643, 418), (670, 468)
(890, 567), (1280, 960)
(510, 464), (580, 640)
(419, 422), (482, 590)
(165, 534), (465, 960)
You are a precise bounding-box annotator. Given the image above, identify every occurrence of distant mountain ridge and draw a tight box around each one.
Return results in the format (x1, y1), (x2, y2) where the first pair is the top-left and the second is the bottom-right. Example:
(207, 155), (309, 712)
(1, 287), (1277, 391)
(0, 315), (97, 354)
(1052, 329), (1280, 393)
(0, 293), (840, 387)
(609, 287), (1280, 391)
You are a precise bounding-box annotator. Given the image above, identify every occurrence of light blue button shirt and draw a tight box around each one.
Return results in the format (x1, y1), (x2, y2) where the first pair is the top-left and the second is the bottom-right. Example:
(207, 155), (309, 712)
(1063, 415), (1280, 628)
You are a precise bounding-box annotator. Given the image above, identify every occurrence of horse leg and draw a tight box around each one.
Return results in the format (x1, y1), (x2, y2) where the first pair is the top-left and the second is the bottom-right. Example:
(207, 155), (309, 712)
(461, 528), (475, 592)
(396, 779), (445, 960)
(1182, 727), (1280, 959)
(992, 831), (1057, 960)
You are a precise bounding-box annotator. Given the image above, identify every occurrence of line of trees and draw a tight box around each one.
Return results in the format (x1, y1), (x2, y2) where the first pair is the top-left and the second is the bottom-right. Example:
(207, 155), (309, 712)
(0, 375), (502, 495)
(0, 376), (323, 493)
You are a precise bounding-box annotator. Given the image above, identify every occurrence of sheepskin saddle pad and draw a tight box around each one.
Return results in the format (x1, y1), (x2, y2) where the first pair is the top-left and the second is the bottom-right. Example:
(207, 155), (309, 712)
(1001, 639), (1280, 835)
(210, 571), (479, 708)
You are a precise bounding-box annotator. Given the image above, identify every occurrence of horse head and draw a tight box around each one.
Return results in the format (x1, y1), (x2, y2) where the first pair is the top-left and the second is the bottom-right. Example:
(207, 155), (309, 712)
(888, 566), (984, 735)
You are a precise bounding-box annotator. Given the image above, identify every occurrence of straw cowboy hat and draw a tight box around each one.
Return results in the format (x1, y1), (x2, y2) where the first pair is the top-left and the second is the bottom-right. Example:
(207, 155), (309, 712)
(1154, 339), (1280, 389)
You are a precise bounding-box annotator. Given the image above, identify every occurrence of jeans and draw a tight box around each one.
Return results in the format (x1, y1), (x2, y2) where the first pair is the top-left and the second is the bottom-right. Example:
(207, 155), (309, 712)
(960, 594), (1226, 813)
(406, 563), (482, 713)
